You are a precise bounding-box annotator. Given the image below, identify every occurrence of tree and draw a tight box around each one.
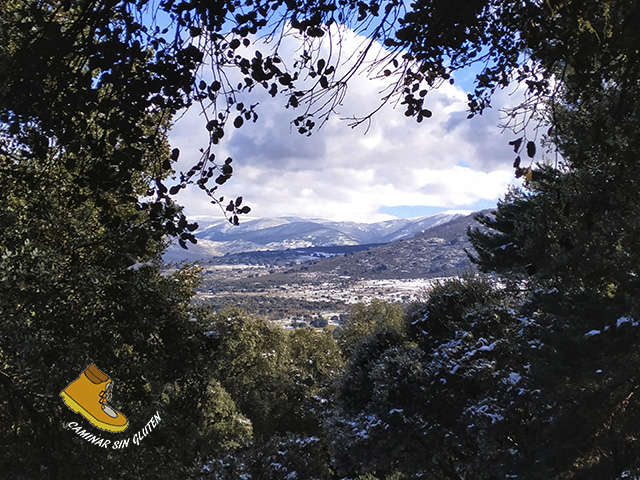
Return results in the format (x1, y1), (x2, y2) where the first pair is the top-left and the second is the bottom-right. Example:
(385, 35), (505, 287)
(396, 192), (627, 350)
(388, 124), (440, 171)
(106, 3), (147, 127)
(0, 193), (251, 477)
(196, 308), (292, 437)
(200, 433), (334, 480)
(196, 307), (343, 437)
(0, 5), (251, 473)
(468, 131), (640, 478)
(194, 307), (342, 479)
(336, 299), (405, 358)
(2, 0), (636, 251)
(326, 277), (532, 479)
(287, 327), (344, 434)
(465, 3), (640, 474)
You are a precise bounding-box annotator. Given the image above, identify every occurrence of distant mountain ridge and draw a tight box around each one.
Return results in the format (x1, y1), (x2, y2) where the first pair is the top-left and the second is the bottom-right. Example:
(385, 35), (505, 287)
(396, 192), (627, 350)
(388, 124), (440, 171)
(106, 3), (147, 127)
(300, 212), (482, 279)
(163, 211), (474, 262)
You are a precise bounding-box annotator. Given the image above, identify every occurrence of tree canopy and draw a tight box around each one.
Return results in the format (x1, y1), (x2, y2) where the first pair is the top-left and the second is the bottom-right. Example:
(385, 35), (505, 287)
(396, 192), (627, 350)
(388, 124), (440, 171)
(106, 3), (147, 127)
(3, 0), (636, 233)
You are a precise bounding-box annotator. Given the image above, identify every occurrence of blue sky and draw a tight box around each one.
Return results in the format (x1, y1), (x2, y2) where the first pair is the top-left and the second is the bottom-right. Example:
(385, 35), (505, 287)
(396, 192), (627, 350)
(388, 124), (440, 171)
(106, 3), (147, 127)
(169, 26), (523, 222)
(380, 199), (496, 219)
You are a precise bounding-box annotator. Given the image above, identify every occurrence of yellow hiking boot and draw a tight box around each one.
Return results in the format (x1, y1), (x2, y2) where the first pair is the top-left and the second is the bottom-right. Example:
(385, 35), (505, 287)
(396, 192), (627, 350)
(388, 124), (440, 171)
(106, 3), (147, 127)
(60, 364), (129, 433)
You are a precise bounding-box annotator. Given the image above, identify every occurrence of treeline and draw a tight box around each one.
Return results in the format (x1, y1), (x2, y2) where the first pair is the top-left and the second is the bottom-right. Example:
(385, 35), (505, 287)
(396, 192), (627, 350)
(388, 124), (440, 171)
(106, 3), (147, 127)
(191, 277), (640, 479)
(192, 293), (346, 320)
(5, 268), (637, 478)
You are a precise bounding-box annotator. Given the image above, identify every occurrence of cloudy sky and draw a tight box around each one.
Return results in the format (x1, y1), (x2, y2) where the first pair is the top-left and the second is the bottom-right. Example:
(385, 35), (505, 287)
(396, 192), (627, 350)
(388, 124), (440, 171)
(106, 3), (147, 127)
(170, 28), (524, 223)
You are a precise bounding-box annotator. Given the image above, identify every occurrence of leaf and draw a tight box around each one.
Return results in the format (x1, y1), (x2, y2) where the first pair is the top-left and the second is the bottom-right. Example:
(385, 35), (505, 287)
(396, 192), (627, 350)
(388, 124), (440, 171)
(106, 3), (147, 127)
(171, 148), (180, 161)
(233, 116), (244, 128)
(508, 137), (523, 153)
(235, 196), (243, 207)
(156, 180), (167, 194)
(526, 141), (536, 158)
(308, 27), (324, 37)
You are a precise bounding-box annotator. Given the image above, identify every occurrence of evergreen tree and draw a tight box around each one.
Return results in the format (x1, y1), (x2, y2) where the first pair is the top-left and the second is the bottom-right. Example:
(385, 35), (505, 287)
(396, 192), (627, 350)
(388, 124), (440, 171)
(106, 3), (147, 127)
(326, 279), (530, 479)
(195, 308), (342, 479)
(0, 4), (247, 473)
(467, 14), (640, 476)
(0, 128), (251, 476)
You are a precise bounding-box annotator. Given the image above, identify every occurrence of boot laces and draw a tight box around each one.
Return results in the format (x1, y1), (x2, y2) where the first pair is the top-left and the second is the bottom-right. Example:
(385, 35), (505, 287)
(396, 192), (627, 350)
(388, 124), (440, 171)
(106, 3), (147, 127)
(99, 383), (113, 406)
(98, 383), (119, 418)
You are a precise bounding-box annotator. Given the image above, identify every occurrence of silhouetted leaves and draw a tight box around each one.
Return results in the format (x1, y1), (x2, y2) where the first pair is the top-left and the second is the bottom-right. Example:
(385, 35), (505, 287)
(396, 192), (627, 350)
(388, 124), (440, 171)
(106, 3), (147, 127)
(526, 141), (535, 158)
(509, 138), (523, 153)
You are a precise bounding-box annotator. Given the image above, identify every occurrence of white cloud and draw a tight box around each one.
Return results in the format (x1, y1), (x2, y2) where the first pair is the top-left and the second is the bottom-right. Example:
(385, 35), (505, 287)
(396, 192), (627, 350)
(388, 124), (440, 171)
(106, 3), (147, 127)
(169, 27), (524, 223)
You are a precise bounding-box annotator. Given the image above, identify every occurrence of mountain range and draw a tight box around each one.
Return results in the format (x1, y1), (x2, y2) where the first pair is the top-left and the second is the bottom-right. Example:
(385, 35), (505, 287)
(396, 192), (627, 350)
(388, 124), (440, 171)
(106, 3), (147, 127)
(163, 210), (475, 263)
(299, 212), (483, 279)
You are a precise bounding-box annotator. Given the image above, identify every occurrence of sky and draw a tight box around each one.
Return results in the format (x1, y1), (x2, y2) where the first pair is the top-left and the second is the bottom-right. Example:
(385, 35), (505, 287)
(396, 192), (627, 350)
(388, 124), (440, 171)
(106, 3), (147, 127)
(169, 27), (524, 223)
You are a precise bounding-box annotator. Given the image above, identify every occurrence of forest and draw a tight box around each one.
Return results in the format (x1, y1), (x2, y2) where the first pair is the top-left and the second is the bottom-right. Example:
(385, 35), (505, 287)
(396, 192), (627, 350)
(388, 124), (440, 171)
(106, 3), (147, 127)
(2, 0), (640, 478)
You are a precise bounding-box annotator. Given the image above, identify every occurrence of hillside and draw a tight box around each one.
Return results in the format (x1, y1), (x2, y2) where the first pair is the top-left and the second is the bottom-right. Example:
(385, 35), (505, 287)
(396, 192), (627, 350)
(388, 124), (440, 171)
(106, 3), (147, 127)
(163, 210), (473, 263)
(290, 212), (481, 279)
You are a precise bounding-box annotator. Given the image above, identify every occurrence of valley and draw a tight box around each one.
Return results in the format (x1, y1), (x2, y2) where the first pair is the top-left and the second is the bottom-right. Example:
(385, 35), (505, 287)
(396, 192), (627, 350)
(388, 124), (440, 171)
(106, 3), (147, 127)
(166, 211), (485, 328)
(192, 262), (443, 327)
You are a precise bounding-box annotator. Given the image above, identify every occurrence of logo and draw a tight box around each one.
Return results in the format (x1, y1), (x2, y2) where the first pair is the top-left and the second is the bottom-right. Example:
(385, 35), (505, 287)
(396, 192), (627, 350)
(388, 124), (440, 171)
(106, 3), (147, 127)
(60, 363), (129, 433)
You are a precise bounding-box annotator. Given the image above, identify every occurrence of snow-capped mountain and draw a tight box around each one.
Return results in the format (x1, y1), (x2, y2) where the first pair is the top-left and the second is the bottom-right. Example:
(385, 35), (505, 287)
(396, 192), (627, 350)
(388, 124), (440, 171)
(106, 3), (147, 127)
(164, 211), (474, 262)
(196, 211), (471, 246)
(301, 212), (482, 279)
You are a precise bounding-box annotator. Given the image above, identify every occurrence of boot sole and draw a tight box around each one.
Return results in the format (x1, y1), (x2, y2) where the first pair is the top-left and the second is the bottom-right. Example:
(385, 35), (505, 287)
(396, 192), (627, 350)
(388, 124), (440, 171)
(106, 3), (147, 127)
(60, 391), (128, 433)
